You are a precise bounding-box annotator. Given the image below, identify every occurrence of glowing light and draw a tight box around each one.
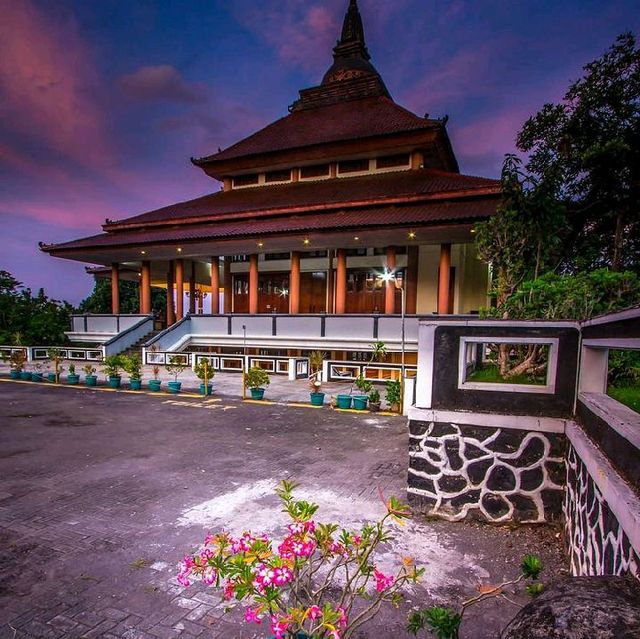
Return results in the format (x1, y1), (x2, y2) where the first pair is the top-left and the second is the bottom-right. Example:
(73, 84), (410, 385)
(379, 268), (396, 283)
(140, 250), (146, 255)
(408, 232), (416, 240)
(258, 241), (264, 248)
(303, 238), (310, 245)
(177, 247), (182, 252)
(353, 236), (360, 241)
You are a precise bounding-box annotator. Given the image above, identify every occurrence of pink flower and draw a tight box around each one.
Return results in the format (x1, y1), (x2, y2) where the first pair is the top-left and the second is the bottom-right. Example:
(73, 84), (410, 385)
(199, 548), (214, 561)
(273, 566), (293, 586)
(337, 607), (347, 629)
(278, 534), (316, 559)
(203, 534), (216, 546)
(329, 542), (347, 556)
(245, 608), (263, 625)
(231, 532), (257, 553)
(352, 535), (362, 546)
(307, 605), (323, 620)
(374, 569), (394, 592)
(202, 566), (216, 585)
(270, 615), (289, 639)
(223, 580), (235, 600)
(255, 564), (276, 588)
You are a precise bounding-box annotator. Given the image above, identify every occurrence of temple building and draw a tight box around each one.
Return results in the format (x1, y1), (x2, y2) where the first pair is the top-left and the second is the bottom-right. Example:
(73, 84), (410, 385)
(41, 0), (501, 371)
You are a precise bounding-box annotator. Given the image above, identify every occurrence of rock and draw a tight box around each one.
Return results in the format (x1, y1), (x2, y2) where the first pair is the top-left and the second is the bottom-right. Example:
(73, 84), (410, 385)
(501, 576), (640, 639)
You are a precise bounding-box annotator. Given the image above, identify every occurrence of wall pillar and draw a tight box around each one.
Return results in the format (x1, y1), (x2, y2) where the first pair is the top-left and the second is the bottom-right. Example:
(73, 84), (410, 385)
(327, 250), (335, 314)
(166, 261), (175, 326)
(438, 243), (452, 314)
(289, 251), (300, 314)
(249, 254), (259, 314)
(175, 259), (184, 320)
(111, 263), (120, 315)
(189, 262), (196, 315)
(210, 256), (220, 314)
(406, 246), (419, 314)
(140, 261), (152, 314)
(385, 246), (396, 314)
(223, 258), (232, 313)
(335, 249), (347, 314)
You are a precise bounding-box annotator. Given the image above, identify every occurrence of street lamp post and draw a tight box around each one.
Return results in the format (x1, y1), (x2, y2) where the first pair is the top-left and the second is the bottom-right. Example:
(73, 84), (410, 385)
(242, 324), (247, 400)
(380, 269), (406, 412)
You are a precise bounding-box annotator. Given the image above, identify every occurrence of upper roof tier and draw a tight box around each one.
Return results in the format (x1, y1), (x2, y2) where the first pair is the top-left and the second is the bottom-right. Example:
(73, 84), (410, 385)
(193, 0), (457, 178)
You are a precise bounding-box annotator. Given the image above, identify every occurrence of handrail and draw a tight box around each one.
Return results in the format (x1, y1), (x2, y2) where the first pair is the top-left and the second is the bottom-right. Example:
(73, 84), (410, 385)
(144, 314), (191, 349)
(102, 315), (154, 346)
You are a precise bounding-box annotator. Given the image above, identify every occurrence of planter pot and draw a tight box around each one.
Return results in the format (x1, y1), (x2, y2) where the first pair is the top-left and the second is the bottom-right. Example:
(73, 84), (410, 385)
(369, 401), (381, 412)
(9, 369), (21, 380)
(107, 376), (121, 389)
(47, 373), (57, 383)
(130, 379), (142, 391)
(200, 383), (213, 396)
(250, 387), (265, 400)
(85, 375), (97, 387)
(20, 371), (32, 381)
(167, 381), (182, 394)
(352, 395), (369, 411)
(66, 374), (80, 385)
(31, 372), (44, 383)
(148, 379), (162, 392)
(309, 392), (325, 406)
(336, 394), (352, 410)
(389, 402), (400, 413)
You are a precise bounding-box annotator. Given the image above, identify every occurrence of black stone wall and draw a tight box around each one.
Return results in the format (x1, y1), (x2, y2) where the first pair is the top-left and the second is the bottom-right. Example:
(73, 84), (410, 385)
(408, 420), (566, 523)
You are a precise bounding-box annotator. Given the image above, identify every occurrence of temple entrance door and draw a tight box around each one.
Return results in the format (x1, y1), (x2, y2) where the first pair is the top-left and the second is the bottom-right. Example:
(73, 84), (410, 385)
(300, 271), (327, 313)
(259, 272), (289, 314)
(233, 274), (249, 313)
(345, 269), (385, 313)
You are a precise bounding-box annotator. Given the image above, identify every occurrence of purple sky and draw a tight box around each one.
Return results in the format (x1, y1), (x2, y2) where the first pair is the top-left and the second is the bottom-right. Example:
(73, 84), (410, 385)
(1, 0), (638, 304)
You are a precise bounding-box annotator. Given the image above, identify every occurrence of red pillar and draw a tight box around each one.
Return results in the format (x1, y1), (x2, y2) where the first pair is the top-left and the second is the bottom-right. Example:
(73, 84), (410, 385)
(327, 250), (335, 314)
(210, 257), (220, 314)
(385, 246), (396, 314)
(189, 262), (196, 315)
(175, 259), (184, 320)
(249, 254), (259, 314)
(289, 251), (300, 314)
(223, 258), (232, 313)
(406, 246), (419, 314)
(438, 243), (452, 314)
(335, 249), (347, 314)
(140, 261), (151, 314)
(111, 263), (120, 315)
(166, 261), (175, 326)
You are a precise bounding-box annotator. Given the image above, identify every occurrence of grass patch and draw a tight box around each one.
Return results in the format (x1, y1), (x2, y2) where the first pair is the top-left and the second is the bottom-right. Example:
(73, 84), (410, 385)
(608, 385), (640, 414)
(467, 365), (545, 386)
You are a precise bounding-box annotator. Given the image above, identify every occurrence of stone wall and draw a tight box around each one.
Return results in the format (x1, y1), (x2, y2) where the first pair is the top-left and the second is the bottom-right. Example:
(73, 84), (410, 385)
(564, 443), (639, 577)
(408, 420), (565, 523)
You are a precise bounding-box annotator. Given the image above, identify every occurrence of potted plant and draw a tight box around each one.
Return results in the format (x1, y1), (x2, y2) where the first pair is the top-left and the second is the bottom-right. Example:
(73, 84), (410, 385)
(31, 361), (45, 383)
(353, 375), (373, 410)
(368, 388), (381, 412)
(244, 366), (270, 400)
(310, 379), (325, 406)
(338, 341), (387, 411)
(66, 363), (80, 385)
(178, 481), (422, 639)
(123, 354), (143, 390)
(385, 379), (401, 413)
(9, 350), (26, 380)
(165, 355), (187, 394)
(308, 351), (326, 406)
(103, 355), (124, 389)
(47, 348), (65, 383)
(148, 364), (162, 392)
(83, 363), (98, 387)
(194, 358), (215, 395)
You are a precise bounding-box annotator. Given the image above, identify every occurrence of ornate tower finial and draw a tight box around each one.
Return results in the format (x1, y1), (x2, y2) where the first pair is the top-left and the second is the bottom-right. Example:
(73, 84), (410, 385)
(334, 0), (370, 60)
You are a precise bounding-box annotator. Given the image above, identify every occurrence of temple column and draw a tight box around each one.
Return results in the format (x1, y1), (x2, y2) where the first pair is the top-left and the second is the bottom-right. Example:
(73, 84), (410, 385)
(289, 251), (300, 314)
(111, 263), (120, 315)
(166, 261), (175, 326)
(438, 243), (452, 314)
(189, 262), (196, 315)
(210, 256), (220, 314)
(223, 258), (232, 313)
(335, 249), (347, 314)
(249, 254), (259, 314)
(406, 246), (419, 314)
(140, 261), (151, 314)
(175, 259), (184, 320)
(385, 246), (396, 314)
(327, 250), (335, 314)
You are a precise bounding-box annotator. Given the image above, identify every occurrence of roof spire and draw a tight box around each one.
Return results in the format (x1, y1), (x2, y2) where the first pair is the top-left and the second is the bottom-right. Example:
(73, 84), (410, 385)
(334, 0), (370, 61)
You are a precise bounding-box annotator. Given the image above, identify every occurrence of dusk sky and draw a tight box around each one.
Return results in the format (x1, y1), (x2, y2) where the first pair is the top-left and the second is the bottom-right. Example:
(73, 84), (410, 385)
(1, 0), (638, 304)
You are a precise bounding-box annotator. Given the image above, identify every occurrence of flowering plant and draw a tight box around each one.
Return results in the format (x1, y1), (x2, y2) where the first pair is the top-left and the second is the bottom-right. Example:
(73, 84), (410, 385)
(177, 480), (423, 639)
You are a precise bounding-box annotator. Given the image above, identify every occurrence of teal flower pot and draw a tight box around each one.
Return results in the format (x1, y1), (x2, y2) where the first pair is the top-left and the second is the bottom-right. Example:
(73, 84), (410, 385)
(85, 375), (97, 387)
(107, 376), (121, 389)
(336, 394), (352, 409)
(66, 374), (80, 385)
(352, 395), (369, 411)
(200, 383), (213, 396)
(32, 373), (44, 383)
(250, 387), (265, 400)
(148, 379), (162, 392)
(9, 370), (20, 380)
(130, 379), (142, 391)
(310, 392), (325, 406)
(20, 371), (32, 381)
(47, 373), (57, 383)
(168, 381), (182, 394)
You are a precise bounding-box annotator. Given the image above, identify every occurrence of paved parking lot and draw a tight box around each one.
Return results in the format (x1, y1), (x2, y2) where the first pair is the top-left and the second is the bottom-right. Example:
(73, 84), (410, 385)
(0, 381), (565, 638)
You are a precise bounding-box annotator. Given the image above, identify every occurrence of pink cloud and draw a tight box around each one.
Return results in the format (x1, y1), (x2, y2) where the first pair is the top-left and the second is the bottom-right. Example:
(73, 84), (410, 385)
(118, 65), (208, 104)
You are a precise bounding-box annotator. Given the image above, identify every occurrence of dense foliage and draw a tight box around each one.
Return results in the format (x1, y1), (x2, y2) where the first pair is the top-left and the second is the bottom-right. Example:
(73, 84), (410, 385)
(0, 270), (72, 345)
(79, 278), (166, 315)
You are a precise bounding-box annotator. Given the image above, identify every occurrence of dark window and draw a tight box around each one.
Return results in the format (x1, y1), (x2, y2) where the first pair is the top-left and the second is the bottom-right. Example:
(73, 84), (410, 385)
(376, 153), (410, 169)
(265, 252), (291, 261)
(300, 164), (331, 179)
(373, 246), (408, 256)
(233, 174), (259, 187)
(338, 159), (369, 174)
(231, 255), (249, 262)
(265, 169), (291, 183)
(302, 250), (328, 258)
(345, 248), (367, 257)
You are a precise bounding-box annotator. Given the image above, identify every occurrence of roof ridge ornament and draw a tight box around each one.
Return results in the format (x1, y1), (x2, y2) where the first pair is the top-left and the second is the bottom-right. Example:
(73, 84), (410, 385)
(334, 0), (370, 61)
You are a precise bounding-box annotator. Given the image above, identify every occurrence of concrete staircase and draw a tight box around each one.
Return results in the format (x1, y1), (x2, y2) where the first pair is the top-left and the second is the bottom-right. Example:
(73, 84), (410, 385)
(121, 330), (161, 358)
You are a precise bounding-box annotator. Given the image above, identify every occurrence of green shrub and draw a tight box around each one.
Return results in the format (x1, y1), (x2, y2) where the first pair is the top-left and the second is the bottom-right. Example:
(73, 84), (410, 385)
(244, 366), (270, 390)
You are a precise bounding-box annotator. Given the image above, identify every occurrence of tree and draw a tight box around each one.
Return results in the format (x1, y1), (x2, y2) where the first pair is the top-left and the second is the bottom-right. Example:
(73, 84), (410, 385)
(517, 32), (640, 273)
(79, 278), (166, 315)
